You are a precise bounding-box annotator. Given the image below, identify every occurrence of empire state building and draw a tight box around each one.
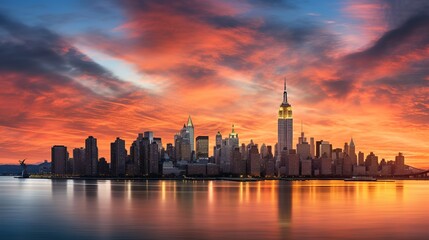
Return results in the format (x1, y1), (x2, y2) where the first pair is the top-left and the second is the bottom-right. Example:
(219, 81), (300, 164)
(278, 78), (293, 156)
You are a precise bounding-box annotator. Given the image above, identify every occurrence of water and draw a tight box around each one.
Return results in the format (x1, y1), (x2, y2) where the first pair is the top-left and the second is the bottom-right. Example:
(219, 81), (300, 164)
(0, 177), (428, 239)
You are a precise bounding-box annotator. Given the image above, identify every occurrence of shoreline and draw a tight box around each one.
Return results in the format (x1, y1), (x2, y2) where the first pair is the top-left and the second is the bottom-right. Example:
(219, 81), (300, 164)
(7, 175), (429, 181)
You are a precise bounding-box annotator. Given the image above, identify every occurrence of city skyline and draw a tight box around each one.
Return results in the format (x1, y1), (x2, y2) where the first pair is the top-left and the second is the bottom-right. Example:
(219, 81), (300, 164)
(2, 83), (420, 169)
(0, 0), (428, 168)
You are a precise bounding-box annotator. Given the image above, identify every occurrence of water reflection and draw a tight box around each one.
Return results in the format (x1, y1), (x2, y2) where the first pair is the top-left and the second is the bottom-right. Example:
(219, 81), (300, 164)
(0, 178), (428, 239)
(278, 181), (292, 238)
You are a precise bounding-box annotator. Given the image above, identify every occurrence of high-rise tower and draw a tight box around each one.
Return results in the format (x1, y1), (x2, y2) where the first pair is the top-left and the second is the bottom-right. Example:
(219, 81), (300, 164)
(85, 136), (98, 176)
(278, 78), (293, 156)
(186, 115), (194, 152)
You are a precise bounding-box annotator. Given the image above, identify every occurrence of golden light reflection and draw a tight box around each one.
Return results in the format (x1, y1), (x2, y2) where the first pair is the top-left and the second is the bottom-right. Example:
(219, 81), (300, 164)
(256, 181), (261, 203)
(44, 179), (428, 239)
(245, 182), (250, 203)
(161, 181), (166, 201)
(239, 182), (243, 203)
(127, 180), (131, 201)
(208, 181), (213, 203)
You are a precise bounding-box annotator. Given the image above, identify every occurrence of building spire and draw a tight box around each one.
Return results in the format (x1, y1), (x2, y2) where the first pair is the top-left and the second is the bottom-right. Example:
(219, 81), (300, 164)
(284, 77), (287, 91)
(282, 77), (288, 104)
(187, 115), (194, 127)
(232, 124), (235, 133)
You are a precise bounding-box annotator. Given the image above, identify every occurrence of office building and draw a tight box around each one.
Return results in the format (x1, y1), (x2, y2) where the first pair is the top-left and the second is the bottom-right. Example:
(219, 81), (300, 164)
(72, 147), (85, 176)
(51, 145), (68, 175)
(85, 136), (98, 176)
(111, 137), (126, 176)
(278, 78), (293, 156)
(196, 136), (209, 159)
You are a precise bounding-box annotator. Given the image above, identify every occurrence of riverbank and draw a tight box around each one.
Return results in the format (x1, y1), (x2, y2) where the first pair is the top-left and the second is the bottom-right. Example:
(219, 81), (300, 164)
(21, 175), (429, 181)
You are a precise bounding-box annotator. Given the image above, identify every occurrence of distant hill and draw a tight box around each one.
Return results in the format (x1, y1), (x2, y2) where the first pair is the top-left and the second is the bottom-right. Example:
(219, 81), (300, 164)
(0, 161), (51, 175)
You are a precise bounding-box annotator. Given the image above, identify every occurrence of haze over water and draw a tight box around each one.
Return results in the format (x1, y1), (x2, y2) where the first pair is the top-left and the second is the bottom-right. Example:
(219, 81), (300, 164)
(0, 177), (428, 239)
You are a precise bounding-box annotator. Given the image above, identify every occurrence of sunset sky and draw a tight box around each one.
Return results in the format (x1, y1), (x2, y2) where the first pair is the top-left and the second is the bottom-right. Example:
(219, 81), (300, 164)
(0, 0), (428, 168)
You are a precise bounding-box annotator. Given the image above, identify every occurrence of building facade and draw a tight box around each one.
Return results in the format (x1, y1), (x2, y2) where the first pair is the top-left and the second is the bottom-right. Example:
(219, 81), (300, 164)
(52, 145), (68, 175)
(278, 79), (293, 156)
(196, 136), (209, 159)
(85, 136), (98, 176)
(111, 137), (126, 176)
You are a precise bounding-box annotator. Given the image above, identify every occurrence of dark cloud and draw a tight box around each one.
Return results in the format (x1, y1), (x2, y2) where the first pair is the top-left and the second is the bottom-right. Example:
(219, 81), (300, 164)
(203, 15), (246, 29)
(323, 80), (354, 99)
(346, 14), (429, 64)
(171, 64), (217, 85)
(0, 12), (133, 96)
(246, 0), (296, 9)
(383, 0), (429, 28)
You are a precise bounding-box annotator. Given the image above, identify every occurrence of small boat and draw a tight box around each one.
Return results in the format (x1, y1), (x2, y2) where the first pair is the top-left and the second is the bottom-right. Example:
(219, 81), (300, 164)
(344, 176), (377, 182)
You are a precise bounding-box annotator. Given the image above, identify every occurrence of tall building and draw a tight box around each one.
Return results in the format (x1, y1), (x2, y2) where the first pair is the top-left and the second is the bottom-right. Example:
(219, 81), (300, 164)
(111, 137), (126, 176)
(394, 152), (405, 175)
(166, 143), (175, 161)
(231, 147), (245, 176)
(316, 140), (323, 158)
(153, 137), (162, 152)
(186, 116), (194, 152)
(260, 143), (268, 158)
(51, 145), (68, 175)
(320, 141), (332, 158)
(229, 124), (239, 145)
(175, 123), (192, 161)
(298, 122), (306, 144)
(215, 131), (222, 148)
(214, 131), (222, 165)
(296, 130), (310, 160)
(248, 145), (260, 177)
(349, 138), (357, 165)
(310, 137), (315, 158)
(149, 142), (160, 175)
(144, 131), (154, 143)
(343, 142), (349, 156)
(196, 136), (209, 159)
(320, 153), (332, 175)
(98, 157), (109, 176)
(358, 151), (364, 166)
(285, 149), (300, 176)
(72, 147), (85, 176)
(278, 78), (293, 156)
(365, 152), (379, 176)
(220, 125), (239, 173)
(85, 136), (98, 176)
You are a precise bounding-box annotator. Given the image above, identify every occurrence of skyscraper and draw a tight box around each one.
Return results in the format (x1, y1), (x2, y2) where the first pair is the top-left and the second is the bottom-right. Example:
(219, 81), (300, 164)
(248, 145), (260, 177)
(394, 152), (405, 175)
(85, 136), (98, 176)
(349, 138), (357, 165)
(149, 142), (160, 175)
(72, 147), (85, 176)
(111, 137), (126, 176)
(196, 136), (209, 159)
(51, 145), (68, 175)
(278, 78), (293, 156)
(175, 122), (192, 161)
(144, 131), (154, 143)
(220, 125), (239, 173)
(186, 115), (194, 152)
(215, 131), (222, 148)
(320, 141), (332, 158)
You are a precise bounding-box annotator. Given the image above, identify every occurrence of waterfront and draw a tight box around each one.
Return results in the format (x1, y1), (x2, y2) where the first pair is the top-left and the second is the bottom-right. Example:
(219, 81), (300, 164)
(0, 177), (428, 239)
